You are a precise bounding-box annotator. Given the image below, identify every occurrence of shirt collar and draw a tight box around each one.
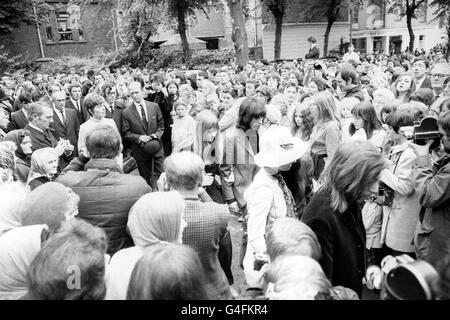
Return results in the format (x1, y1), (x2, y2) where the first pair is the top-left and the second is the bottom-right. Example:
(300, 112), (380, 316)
(176, 189), (199, 200)
(28, 123), (44, 133)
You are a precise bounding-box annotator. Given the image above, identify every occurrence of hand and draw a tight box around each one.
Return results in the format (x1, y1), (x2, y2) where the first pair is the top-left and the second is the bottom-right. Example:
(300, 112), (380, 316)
(409, 139), (433, 156)
(157, 172), (170, 191)
(228, 201), (240, 215)
(54, 140), (66, 156)
(202, 173), (214, 186)
(139, 135), (152, 144)
(161, 87), (168, 97)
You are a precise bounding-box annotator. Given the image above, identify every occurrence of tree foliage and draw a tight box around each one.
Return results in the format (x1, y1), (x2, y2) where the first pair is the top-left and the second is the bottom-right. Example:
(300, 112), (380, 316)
(430, 0), (450, 58)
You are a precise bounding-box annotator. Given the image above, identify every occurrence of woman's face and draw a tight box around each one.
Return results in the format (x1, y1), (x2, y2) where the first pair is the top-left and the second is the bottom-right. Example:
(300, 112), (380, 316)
(396, 75), (412, 92)
(20, 136), (33, 155)
(341, 105), (353, 119)
(220, 92), (234, 109)
(92, 104), (106, 120)
(250, 116), (264, 131)
(444, 81), (450, 97)
(294, 109), (304, 127)
(204, 128), (218, 143)
(267, 78), (278, 90)
(362, 179), (380, 201)
(43, 156), (58, 176)
(309, 104), (320, 123)
(307, 82), (319, 94)
(352, 115), (365, 130)
(167, 84), (178, 95)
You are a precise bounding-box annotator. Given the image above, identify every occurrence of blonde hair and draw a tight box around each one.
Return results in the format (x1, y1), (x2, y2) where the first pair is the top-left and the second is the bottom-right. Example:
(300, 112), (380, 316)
(193, 110), (223, 164)
(265, 255), (331, 300)
(311, 91), (340, 124)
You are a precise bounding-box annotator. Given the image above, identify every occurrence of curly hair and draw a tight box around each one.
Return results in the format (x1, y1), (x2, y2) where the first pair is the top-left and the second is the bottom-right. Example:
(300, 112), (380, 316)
(291, 103), (314, 141)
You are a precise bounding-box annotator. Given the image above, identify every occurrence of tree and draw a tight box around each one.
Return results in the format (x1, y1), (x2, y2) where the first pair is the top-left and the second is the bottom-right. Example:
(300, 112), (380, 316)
(430, 0), (450, 59)
(302, 0), (362, 56)
(226, 0), (249, 66)
(261, 0), (288, 60)
(387, 0), (428, 53)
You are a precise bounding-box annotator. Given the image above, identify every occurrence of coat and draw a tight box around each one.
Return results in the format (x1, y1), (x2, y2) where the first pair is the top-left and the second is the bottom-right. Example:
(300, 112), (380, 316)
(180, 189), (231, 300)
(57, 157), (152, 255)
(65, 98), (88, 124)
(122, 101), (164, 161)
(414, 154), (450, 269)
(7, 109), (28, 131)
(50, 107), (80, 156)
(24, 124), (57, 151)
(380, 143), (421, 253)
(302, 189), (366, 297)
(305, 46), (320, 59)
(220, 127), (260, 208)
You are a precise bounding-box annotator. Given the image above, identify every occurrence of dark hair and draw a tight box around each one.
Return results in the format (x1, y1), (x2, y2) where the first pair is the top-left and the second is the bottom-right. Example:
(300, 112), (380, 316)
(85, 124), (122, 159)
(409, 88), (434, 107)
(309, 77), (327, 91)
(68, 83), (82, 95)
(237, 97), (266, 131)
(349, 102), (382, 139)
(339, 65), (359, 85)
(126, 243), (208, 300)
(100, 82), (116, 98)
(83, 92), (105, 115)
(27, 219), (107, 300)
(412, 57), (429, 69)
(149, 73), (164, 84)
(255, 85), (272, 102)
(132, 76), (145, 89)
(385, 107), (416, 133)
(307, 36), (317, 44)
(219, 84), (237, 98)
(18, 91), (33, 104)
(438, 111), (450, 135)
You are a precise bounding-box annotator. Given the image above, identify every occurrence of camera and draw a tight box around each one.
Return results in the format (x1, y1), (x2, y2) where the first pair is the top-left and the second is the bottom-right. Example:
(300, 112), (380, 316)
(374, 181), (395, 207)
(401, 116), (442, 151)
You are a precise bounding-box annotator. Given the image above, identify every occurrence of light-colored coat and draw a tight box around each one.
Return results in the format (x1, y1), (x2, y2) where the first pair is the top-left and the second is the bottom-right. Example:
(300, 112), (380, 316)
(380, 142), (421, 253)
(243, 169), (287, 287)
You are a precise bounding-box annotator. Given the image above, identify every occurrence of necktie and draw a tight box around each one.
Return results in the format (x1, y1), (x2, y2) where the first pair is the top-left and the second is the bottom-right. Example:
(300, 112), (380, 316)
(273, 173), (297, 219)
(60, 110), (66, 124)
(76, 101), (80, 112)
(140, 104), (148, 129)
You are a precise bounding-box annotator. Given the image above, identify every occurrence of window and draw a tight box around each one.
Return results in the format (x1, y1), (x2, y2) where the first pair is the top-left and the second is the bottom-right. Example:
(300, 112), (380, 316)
(45, 21), (54, 42)
(351, 5), (360, 25)
(57, 12), (74, 41)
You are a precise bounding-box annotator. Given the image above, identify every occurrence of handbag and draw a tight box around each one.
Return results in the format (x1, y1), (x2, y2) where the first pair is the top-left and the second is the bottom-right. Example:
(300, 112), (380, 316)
(122, 155), (137, 174)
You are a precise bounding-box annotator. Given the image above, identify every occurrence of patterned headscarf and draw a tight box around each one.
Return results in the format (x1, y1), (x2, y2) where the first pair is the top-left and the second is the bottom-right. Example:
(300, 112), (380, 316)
(0, 143), (15, 171)
(127, 191), (185, 247)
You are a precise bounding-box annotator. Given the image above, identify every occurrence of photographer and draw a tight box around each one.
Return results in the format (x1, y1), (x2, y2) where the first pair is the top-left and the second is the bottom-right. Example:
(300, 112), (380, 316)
(411, 111), (450, 269)
(379, 107), (421, 258)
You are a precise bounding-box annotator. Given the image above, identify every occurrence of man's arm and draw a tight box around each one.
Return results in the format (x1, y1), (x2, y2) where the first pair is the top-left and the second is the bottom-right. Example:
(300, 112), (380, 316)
(122, 111), (141, 145)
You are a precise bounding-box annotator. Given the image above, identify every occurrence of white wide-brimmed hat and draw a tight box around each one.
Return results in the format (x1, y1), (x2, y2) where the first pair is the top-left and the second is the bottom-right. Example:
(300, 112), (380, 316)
(254, 126), (309, 168)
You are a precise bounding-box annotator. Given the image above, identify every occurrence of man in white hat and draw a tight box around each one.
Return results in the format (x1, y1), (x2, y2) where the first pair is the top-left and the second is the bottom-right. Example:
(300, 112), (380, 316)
(243, 126), (309, 288)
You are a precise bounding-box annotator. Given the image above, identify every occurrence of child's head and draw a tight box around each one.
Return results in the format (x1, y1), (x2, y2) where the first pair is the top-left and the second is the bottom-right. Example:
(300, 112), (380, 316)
(339, 97), (360, 119)
(166, 81), (178, 95)
(174, 101), (187, 118)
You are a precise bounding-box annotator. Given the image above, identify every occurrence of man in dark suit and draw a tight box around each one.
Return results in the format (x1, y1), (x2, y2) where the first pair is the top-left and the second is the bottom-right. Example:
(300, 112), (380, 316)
(50, 90), (80, 157)
(7, 104), (30, 131)
(122, 81), (164, 188)
(101, 83), (125, 134)
(24, 101), (74, 170)
(412, 57), (432, 90)
(305, 36), (320, 59)
(65, 83), (88, 124)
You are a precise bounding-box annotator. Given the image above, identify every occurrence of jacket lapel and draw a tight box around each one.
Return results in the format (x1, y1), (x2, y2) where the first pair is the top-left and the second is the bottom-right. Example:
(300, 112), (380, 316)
(132, 103), (147, 133)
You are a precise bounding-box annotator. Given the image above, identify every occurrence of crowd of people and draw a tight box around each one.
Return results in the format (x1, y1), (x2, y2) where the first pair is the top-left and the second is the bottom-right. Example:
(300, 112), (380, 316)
(0, 43), (450, 300)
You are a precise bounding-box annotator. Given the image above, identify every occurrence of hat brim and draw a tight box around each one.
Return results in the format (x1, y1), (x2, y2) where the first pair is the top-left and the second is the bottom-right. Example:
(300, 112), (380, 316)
(254, 138), (309, 168)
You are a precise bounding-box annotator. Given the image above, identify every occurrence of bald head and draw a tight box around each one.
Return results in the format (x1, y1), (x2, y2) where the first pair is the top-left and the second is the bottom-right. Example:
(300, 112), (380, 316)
(52, 90), (66, 111)
(129, 81), (145, 104)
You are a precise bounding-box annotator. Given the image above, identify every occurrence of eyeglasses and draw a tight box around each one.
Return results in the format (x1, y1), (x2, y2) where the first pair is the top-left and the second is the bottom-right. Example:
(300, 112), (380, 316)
(431, 73), (449, 78)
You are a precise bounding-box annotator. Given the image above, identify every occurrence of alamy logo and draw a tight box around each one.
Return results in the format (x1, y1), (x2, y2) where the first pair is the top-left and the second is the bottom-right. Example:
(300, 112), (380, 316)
(66, 265), (81, 290)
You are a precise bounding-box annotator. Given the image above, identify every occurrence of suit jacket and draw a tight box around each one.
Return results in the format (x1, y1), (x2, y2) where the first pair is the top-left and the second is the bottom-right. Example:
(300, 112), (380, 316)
(122, 101), (164, 161)
(419, 77), (432, 90)
(305, 46), (320, 59)
(50, 107), (80, 156)
(7, 109), (29, 131)
(220, 127), (260, 208)
(65, 98), (88, 124)
(105, 99), (125, 134)
(25, 124), (57, 151)
(302, 189), (366, 297)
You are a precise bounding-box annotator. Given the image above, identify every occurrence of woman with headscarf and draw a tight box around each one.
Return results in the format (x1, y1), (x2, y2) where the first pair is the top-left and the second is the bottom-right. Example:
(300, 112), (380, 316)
(105, 191), (186, 300)
(0, 182), (79, 300)
(27, 147), (59, 191)
(4, 129), (33, 182)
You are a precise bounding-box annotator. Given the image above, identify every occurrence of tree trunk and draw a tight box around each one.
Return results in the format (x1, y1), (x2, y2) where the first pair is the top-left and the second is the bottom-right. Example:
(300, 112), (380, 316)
(274, 14), (283, 60)
(176, 2), (191, 64)
(447, 13), (450, 60)
(406, 11), (415, 52)
(323, 20), (333, 57)
(226, 0), (249, 67)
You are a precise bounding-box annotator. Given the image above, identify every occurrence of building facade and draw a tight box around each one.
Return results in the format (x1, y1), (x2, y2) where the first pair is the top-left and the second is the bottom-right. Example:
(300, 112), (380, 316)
(351, 0), (444, 54)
